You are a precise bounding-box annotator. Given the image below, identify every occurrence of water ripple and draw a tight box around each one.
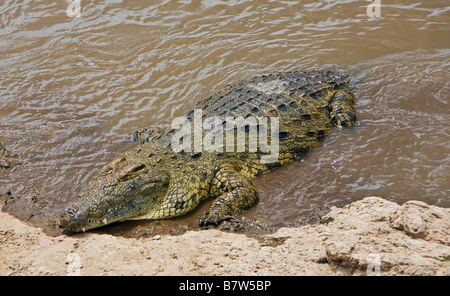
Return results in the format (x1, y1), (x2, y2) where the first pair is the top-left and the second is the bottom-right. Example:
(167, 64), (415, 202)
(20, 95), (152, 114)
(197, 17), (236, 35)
(0, 0), (448, 234)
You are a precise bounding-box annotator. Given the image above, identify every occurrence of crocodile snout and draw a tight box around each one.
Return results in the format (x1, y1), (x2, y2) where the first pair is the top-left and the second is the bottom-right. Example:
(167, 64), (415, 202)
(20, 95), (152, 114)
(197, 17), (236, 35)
(59, 206), (89, 232)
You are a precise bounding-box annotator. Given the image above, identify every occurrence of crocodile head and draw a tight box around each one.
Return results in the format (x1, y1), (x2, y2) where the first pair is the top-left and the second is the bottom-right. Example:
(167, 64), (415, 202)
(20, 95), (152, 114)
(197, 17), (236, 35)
(59, 149), (170, 232)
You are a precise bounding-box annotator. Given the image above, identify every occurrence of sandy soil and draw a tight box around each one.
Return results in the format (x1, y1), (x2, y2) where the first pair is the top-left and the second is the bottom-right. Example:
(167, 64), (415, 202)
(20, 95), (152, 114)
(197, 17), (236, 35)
(1, 196), (449, 276)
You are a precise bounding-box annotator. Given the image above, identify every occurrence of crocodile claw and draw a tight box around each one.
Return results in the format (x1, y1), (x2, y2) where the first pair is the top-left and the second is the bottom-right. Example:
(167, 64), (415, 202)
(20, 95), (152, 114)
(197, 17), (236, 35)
(197, 213), (238, 227)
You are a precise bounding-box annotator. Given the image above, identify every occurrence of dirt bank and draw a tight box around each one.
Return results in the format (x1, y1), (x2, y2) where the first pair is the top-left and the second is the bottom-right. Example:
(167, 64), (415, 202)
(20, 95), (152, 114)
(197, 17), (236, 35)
(1, 196), (448, 276)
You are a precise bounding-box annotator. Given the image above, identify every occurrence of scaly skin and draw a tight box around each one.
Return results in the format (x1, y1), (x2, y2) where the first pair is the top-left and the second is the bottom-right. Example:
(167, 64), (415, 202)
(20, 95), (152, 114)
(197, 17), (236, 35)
(59, 70), (357, 232)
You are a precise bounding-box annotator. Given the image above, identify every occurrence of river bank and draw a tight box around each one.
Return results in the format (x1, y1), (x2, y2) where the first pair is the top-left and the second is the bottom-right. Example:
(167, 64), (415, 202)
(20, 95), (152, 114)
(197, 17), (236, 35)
(1, 196), (448, 276)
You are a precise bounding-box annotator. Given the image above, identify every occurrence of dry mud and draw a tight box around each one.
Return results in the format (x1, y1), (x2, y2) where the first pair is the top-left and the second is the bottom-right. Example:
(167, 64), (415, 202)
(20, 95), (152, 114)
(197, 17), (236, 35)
(1, 196), (449, 276)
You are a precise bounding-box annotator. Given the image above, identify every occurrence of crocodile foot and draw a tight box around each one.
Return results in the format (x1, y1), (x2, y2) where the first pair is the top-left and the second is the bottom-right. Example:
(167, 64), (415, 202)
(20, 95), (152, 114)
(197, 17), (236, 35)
(198, 213), (239, 227)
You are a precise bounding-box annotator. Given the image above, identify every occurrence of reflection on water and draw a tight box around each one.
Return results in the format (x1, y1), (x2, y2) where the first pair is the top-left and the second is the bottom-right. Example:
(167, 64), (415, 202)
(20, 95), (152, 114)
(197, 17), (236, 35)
(0, 0), (449, 236)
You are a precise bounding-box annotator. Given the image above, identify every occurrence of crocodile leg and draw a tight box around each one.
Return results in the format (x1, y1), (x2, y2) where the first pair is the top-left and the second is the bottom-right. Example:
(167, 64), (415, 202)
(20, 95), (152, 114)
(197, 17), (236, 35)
(198, 163), (259, 226)
(329, 88), (357, 127)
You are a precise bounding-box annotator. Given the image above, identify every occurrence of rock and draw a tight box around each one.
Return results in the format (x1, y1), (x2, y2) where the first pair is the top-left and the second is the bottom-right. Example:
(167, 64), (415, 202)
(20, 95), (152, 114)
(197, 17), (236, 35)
(390, 200), (449, 244)
(323, 197), (450, 275)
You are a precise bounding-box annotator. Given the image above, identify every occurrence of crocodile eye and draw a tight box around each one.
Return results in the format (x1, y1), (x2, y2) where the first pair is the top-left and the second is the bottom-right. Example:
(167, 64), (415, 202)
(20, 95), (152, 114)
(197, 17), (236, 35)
(116, 163), (147, 181)
(100, 156), (126, 175)
(139, 174), (169, 194)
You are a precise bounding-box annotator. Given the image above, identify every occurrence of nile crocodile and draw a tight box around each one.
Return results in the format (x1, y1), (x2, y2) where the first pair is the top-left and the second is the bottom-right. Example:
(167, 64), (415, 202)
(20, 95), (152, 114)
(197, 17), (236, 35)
(59, 70), (357, 232)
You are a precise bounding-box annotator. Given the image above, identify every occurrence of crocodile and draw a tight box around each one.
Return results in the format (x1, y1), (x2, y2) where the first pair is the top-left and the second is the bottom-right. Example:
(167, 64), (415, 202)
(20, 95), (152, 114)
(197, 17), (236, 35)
(59, 70), (357, 232)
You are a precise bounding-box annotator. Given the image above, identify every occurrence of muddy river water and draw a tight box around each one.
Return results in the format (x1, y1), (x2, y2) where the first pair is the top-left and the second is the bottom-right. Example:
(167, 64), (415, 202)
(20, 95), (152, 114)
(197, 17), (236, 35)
(0, 0), (449, 236)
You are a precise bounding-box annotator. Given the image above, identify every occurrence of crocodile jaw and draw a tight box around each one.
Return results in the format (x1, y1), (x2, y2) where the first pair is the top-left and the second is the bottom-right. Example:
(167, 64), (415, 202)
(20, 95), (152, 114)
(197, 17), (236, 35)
(59, 194), (152, 232)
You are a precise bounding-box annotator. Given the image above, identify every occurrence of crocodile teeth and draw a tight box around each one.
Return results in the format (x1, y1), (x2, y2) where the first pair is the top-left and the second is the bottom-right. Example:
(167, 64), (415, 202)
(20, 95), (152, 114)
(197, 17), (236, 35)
(82, 227), (86, 232)
(102, 218), (108, 225)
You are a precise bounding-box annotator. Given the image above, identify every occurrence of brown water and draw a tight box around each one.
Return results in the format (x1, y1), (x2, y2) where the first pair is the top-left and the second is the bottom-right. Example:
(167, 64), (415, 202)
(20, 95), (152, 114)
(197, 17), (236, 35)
(1, 0), (449, 236)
